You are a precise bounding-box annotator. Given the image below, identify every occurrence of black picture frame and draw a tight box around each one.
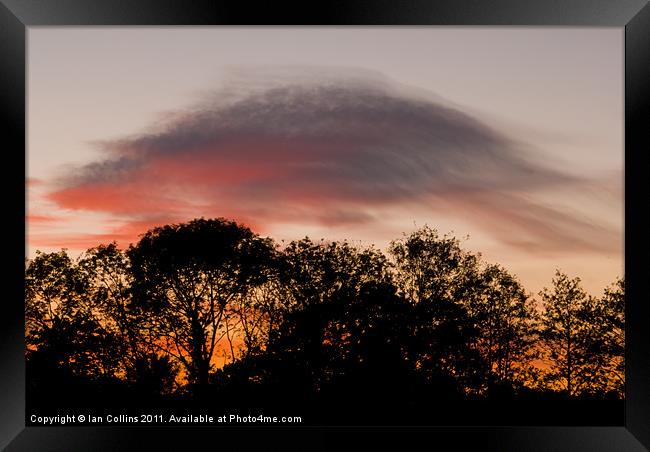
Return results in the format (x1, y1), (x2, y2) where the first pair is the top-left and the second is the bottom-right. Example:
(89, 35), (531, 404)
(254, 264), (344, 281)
(1, 1), (648, 450)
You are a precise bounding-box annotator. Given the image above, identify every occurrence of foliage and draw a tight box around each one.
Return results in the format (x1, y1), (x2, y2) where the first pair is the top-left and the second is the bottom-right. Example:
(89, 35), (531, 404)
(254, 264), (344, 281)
(538, 271), (623, 397)
(24, 221), (625, 404)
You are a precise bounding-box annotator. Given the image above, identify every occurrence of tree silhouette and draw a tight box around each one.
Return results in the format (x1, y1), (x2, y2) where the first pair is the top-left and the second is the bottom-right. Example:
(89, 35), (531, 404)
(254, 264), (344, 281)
(24, 218), (625, 422)
(78, 242), (178, 393)
(388, 227), (488, 394)
(25, 250), (119, 379)
(585, 277), (625, 396)
(389, 226), (480, 305)
(26, 250), (87, 341)
(603, 278), (625, 395)
(281, 238), (392, 308)
(538, 270), (622, 397)
(230, 263), (289, 359)
(258, 239), (393, 394)
(469, 264), (539, 391)
(127, 218), (275, 394)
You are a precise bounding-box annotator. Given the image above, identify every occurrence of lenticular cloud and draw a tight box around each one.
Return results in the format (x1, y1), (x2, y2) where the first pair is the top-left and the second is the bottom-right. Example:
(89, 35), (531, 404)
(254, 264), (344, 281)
(47, 67), (618, 253)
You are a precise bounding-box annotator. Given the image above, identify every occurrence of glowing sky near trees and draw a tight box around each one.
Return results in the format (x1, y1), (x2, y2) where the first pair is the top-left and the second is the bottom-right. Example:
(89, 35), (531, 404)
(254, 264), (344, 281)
(27, 28), (623, 295)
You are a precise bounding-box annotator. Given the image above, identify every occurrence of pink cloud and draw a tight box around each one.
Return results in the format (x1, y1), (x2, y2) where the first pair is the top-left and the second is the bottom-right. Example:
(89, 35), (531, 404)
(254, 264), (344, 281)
(28, 218), (179, 251)
(26, 214), (58, 224)
(26, 178), (44, 188)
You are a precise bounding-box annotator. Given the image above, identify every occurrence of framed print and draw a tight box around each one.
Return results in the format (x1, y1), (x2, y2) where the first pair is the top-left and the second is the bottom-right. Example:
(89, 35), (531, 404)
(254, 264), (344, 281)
(1, 1), (649, 450)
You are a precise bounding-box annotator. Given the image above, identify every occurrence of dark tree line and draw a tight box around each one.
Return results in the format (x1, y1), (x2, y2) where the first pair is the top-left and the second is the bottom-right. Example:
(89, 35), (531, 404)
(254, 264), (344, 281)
(25, 218), (624, 420)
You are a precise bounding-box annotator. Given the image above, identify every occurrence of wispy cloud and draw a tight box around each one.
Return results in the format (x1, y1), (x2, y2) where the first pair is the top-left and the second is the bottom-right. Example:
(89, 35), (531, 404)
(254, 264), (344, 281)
(26, 214), (59, 224)
(44, 67), (619, 253)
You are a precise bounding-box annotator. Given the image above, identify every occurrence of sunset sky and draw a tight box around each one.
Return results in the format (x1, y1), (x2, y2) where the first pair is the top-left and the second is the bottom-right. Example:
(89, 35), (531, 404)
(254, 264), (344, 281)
(27, 27), (623, 295)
